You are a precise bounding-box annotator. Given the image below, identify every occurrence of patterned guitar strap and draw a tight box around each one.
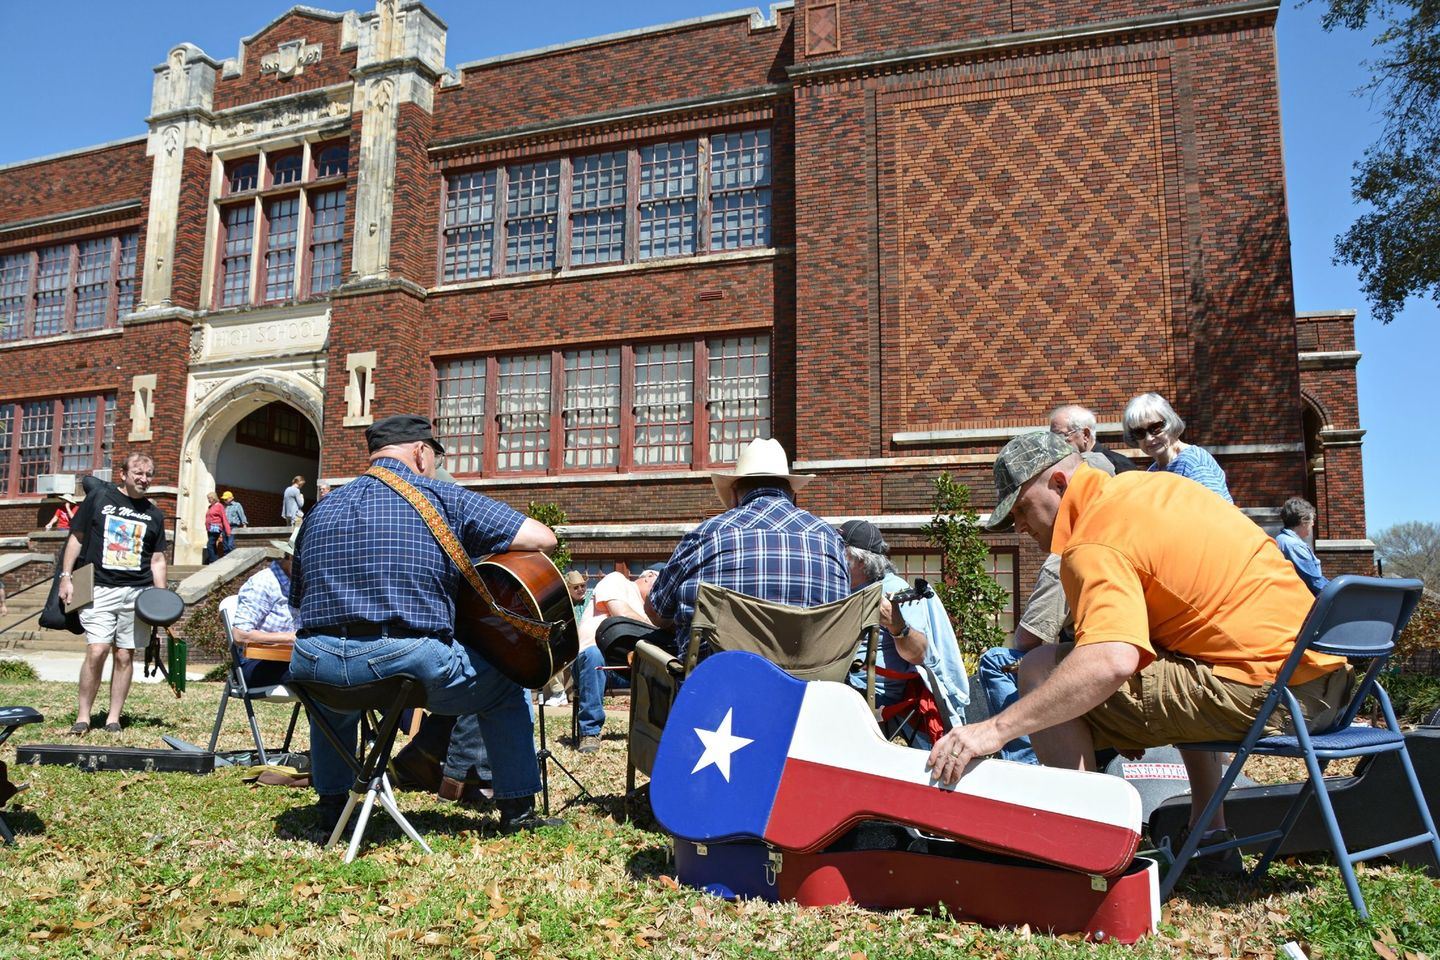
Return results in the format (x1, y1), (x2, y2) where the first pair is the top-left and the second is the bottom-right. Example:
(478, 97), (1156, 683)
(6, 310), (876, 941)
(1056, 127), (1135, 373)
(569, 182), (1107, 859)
(365, 466), (554, 645)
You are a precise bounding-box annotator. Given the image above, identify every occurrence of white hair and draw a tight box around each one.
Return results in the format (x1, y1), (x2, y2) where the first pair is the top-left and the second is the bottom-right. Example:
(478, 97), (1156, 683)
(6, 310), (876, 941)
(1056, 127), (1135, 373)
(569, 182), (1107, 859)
(1050, 404), (1097, 433)
(845, 546), (894, 584)
(1123, 392), (1185, 444)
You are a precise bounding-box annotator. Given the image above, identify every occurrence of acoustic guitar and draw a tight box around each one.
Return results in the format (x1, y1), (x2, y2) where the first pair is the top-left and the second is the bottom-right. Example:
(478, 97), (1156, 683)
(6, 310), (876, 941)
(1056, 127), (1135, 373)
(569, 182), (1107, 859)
(455, 551), (579, 689)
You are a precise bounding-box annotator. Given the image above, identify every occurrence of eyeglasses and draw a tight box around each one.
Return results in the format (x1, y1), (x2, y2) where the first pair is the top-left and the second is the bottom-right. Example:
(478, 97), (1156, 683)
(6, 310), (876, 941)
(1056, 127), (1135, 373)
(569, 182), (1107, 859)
(1135, 420), (1169, 440)
(1050, 425), (1079, 438)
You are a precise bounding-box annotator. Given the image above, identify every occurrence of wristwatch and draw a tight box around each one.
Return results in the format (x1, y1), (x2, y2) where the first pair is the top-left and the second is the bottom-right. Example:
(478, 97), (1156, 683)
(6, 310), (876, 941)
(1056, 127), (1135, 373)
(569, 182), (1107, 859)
(896, 623), (911, 639)
(59, 572), (72, 579)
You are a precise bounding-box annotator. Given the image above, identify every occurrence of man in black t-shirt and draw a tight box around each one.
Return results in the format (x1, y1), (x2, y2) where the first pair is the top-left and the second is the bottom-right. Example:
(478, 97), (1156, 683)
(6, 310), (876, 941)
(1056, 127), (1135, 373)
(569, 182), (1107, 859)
(57, 453), (168, 735)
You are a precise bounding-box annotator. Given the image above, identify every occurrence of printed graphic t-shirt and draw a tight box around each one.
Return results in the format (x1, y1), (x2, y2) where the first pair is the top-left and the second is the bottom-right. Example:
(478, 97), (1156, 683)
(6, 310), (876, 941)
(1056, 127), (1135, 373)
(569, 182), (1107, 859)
(72, 486), (168, 588)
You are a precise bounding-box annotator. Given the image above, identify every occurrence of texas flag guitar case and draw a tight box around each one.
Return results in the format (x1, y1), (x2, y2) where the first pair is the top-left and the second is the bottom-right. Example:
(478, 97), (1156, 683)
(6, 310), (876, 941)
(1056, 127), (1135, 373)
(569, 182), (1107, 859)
(651, 651), (1143, 878)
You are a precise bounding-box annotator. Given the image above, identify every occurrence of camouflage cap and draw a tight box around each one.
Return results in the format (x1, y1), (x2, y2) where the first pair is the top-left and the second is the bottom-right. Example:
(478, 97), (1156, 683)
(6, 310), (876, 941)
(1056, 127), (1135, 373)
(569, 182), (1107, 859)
(986, 431), (1078, 532)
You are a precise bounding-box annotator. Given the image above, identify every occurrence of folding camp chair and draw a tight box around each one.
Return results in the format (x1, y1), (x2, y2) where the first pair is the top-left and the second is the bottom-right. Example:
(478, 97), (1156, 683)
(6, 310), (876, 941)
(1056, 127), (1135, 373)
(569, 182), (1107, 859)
(1159, 575), (1439, 919)
(289, 674), (431, 862)
(626, 582), (882, 806)
(207, 595), (301, 765)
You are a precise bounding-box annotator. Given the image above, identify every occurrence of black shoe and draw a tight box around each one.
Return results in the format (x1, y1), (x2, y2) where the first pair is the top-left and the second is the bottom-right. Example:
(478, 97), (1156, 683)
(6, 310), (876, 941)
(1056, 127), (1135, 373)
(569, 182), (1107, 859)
(390, 746), (444, 793)
(497, 796), (563, 834)
(314, 794), (348, 834)
(1179, 826), (1244, 876)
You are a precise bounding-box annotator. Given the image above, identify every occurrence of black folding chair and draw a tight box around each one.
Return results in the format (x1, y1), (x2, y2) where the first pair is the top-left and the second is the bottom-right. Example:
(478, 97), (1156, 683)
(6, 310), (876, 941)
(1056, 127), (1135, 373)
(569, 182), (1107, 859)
(0, 706), (42, 844)
(290, 675), (431, 863)
(1160, 575), (1439, 918)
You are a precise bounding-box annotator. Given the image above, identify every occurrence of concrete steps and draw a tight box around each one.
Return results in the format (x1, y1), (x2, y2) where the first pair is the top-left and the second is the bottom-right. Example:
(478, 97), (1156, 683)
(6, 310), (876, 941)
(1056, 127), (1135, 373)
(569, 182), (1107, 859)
(0, 564), (205, 653)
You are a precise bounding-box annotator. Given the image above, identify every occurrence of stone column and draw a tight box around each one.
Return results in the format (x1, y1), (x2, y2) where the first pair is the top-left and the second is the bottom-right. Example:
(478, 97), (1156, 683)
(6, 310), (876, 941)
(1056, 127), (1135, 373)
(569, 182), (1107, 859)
(349, 0), (446, 281)
(141, 45), (219, 309)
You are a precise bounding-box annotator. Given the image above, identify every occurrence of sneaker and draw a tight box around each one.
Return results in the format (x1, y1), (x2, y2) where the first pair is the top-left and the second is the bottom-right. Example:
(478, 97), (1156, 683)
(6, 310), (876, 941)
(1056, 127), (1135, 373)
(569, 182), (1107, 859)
(576, 735), (601, 754)
(497, 796), (564, 834)
(542, 694), (569, 708)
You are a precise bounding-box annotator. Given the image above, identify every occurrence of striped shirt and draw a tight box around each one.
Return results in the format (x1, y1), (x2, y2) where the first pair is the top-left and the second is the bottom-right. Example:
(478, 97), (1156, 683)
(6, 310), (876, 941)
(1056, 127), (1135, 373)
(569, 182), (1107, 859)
(649, 486), (850, 641)
(232, 561), (299, 635)
(1149, 444), (1232, 503)
(290, 458), (525, 637)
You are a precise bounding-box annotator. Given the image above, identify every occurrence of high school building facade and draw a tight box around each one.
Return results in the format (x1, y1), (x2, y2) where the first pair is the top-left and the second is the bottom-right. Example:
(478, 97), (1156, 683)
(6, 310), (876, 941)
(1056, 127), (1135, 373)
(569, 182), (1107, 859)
(0, 0), (1371, 621)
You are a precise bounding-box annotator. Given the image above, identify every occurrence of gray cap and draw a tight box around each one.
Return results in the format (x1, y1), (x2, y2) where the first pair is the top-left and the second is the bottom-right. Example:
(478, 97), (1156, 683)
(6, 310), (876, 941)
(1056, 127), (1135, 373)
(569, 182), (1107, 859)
(986, 431), (1077, 532)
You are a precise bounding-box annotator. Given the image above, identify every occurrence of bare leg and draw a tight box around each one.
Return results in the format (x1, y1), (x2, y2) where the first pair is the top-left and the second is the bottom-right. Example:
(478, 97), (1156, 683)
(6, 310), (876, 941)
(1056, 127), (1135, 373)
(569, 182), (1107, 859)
(1181, 749), (1227, 832)
(76, 644), (110, 725)
(1017, 646), (1101, 771)
(107, 648), (135, 726)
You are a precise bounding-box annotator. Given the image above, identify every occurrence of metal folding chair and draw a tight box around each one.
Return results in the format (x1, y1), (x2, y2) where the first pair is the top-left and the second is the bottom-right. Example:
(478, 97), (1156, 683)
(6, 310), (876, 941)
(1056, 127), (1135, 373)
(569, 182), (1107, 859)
(290, 674), (431, 863)
(1160, 575), (1439, 918)
(207, 595), (301, 764)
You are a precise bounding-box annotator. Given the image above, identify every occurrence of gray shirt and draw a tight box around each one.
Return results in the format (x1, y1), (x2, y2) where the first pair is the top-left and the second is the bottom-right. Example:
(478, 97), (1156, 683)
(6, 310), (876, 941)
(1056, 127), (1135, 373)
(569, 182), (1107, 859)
(281, 484), (304, 521)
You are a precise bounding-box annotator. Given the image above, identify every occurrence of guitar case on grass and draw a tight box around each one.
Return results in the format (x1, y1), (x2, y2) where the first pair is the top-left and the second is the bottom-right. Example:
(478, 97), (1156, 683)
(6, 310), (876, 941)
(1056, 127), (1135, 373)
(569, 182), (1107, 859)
(17, 744), (215, 775)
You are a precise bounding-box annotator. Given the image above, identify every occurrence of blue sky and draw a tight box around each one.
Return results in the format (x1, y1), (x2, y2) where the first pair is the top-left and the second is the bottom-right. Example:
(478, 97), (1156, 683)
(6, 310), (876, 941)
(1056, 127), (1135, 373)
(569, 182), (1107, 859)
(0, 1), (1427, 535)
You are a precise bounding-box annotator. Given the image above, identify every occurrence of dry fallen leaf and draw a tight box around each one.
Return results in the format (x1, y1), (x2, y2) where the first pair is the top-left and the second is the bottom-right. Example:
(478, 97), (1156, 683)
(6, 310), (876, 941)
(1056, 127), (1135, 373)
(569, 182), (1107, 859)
(1374, 940), (1400, 960)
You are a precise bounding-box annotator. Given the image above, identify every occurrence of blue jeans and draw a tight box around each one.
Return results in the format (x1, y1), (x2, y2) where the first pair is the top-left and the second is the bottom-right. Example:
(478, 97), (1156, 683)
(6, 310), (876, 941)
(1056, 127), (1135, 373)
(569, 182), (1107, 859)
(203, 529), (224, 564)
(289, 631), (540, 800)
(977, 647), (1038, 764)
(573, 645), (605, 737)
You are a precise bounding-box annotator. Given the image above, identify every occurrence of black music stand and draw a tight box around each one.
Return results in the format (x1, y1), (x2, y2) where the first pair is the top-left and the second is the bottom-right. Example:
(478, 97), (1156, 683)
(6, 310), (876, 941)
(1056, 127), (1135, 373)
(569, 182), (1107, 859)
(534, 694), (592, 816)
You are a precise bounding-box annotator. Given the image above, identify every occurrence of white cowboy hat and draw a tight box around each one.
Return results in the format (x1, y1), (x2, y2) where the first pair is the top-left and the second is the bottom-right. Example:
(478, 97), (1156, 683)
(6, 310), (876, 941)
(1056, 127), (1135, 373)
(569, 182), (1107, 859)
(710, 438), (814, 509)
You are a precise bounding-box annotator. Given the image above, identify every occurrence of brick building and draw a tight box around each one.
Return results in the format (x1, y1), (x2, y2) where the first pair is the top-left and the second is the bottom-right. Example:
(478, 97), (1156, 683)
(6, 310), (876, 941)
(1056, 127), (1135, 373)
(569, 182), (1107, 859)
(0, 0), (1371, 623)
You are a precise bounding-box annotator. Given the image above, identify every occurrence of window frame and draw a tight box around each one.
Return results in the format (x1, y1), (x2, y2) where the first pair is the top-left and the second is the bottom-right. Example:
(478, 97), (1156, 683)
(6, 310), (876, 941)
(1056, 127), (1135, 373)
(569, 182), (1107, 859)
(0, 233), (137, 342)
(210, 139), (350, 310)
(437, 125), (773, 286)
(0, 393), (117, 498)
(433, 332), (771, 479)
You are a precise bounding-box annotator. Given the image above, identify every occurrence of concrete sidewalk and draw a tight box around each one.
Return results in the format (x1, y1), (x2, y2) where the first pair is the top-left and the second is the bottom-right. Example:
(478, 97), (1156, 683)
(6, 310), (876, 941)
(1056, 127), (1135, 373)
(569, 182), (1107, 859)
(1, 648), (207, 684)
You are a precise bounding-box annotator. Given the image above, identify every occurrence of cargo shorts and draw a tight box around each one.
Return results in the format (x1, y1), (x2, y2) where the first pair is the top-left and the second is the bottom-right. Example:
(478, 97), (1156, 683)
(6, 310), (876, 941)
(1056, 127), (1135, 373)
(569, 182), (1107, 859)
(1066, 646), (1354, 751)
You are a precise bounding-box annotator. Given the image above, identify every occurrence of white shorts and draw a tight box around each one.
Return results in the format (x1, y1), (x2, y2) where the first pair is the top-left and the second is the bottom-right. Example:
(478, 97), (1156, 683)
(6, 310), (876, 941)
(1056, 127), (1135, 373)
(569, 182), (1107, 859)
(78, 585), (149, 650)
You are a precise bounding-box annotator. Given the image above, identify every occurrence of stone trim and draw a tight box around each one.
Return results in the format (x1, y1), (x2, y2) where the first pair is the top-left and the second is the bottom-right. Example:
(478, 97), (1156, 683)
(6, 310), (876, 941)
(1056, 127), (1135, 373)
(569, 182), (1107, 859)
(0, 327), (122, 355)
(891, 422), (1125, 445)
(1316, 539), (1375, 551)
(430, 246), (783, 295)
(1298, 351), (1362, 371)
(1207, 443), (1305, 455)
(1318, 428), (1366, 447)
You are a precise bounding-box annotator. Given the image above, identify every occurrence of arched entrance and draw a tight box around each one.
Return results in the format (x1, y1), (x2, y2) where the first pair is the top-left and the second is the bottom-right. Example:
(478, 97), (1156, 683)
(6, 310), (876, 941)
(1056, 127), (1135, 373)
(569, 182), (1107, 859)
(1301, 395), (1326, 537)
(176, 372), (323, 564)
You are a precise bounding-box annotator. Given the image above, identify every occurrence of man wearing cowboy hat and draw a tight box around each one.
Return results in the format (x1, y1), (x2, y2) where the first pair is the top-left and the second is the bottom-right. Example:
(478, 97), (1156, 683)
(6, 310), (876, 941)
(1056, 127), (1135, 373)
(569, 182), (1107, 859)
(229, 531), (302, 688)
(645, 437), (849, 645)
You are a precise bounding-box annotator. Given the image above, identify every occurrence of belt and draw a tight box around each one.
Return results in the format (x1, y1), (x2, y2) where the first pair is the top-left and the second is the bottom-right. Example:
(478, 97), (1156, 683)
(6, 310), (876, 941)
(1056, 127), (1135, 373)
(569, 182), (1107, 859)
(298, 622), (433, 640)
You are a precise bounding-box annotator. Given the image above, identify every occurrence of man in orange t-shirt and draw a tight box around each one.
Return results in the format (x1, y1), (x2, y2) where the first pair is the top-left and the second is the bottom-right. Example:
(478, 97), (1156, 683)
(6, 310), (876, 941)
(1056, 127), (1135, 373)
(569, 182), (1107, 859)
(928, 432), (1351, 846)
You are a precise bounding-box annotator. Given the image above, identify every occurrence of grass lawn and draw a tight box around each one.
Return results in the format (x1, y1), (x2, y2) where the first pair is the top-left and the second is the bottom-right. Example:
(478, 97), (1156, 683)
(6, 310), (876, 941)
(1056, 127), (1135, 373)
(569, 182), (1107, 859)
(1, 675), (1438, 959)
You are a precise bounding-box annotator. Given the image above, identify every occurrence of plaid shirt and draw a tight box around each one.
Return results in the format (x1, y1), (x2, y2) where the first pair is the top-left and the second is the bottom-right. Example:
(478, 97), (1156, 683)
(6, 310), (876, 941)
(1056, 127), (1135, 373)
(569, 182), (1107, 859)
(290, 458), (526, 638)
(649, 485), (850, 640)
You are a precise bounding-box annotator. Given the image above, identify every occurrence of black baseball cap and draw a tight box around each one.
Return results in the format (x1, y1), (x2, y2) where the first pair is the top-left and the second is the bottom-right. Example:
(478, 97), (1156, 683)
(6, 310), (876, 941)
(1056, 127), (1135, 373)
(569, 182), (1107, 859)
(837, 519), (888, 554)
(365, 414), (446, 455)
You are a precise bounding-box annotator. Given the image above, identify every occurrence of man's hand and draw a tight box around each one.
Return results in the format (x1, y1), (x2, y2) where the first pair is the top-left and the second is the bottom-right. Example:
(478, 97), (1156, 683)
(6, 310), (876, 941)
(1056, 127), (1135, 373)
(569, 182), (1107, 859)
(926, 721), (1006, 786)
(58, 578), (73, 606)
(877, 595), (905, 636)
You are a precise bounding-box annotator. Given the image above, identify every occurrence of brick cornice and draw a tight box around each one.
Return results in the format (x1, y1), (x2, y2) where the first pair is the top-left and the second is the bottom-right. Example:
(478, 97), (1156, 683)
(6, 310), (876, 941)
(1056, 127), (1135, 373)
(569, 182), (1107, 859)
(787, 0), (1278, 87)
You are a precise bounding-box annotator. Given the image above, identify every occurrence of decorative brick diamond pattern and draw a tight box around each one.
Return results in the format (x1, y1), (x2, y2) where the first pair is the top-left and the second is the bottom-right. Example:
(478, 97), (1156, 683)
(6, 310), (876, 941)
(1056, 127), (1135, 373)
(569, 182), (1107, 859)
(891, 76), (1176, 431)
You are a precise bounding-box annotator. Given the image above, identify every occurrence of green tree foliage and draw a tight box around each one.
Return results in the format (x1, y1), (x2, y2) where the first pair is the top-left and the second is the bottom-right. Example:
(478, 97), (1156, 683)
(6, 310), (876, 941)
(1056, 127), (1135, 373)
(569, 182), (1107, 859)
(923, 472), (1007, 671)
(1315, 0), (1440, 322)
(1373, 519), (1440, 586)
(526, 500), (571, 572)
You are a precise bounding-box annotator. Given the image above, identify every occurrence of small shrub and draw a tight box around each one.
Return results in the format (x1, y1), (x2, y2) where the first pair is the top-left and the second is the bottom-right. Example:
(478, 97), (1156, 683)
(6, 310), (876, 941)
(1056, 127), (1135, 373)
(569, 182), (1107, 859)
(923, 472), (1007, 672)
(527, 501), (572, 572)
(0, 658), (39, 682)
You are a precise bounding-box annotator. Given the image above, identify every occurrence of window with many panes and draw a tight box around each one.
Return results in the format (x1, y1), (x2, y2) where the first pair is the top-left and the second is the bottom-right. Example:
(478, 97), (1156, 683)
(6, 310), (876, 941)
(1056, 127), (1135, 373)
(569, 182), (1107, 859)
(891, 549), (1019, 633)
(0, 394), (116, 497)
(0, 233), (139, 342)
(213, 140), (348, 308)
(439, 128), (772, 283)
(434, 334), (770, 476)
(234, 402), (318, 456)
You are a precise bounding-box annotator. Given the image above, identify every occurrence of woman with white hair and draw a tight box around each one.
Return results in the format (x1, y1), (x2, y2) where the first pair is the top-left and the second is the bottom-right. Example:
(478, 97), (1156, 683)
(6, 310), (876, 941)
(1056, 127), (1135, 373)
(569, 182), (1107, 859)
(1123, 392), (1232, 503)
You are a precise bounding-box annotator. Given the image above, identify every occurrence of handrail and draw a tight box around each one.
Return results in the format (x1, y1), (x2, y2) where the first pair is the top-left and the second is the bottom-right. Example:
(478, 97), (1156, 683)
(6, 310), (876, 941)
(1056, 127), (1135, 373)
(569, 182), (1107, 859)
(0, 575), (55, 640)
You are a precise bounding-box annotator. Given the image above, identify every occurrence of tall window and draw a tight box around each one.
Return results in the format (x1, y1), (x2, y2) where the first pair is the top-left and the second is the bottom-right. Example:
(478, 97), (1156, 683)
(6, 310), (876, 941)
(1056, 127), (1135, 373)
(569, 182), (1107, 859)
(0, 233), (139, 341)
(439, 127), (773, 283)
(435, 334), (770, 476)
(504, 160), (561, 275)
(570, 151), (627, 266)
(441, 170), (496, 283)
(213, 140), (349, 308)
(639, 140), (699, 260)
(707, 335), (771, 464)
(562, 348), (621, 469)
(435, 357), (486, 475)
(0, 393), (116, 497)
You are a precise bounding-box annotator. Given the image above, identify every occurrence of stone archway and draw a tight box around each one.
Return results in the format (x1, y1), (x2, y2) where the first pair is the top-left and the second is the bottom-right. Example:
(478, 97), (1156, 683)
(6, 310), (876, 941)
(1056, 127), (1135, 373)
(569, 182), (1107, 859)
(175, 372), (324, 564)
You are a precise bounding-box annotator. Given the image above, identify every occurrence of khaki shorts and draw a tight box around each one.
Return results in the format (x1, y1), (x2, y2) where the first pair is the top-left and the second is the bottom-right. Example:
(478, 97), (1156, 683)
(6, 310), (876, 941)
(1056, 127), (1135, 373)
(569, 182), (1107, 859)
(78, 585), (149, 651)
(1068, 646), (1354, 751)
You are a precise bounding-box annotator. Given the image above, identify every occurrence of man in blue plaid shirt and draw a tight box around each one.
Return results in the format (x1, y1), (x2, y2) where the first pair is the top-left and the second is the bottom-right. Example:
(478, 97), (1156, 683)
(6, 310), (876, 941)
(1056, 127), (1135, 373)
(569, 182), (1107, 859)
(289, 414), (560, 834)
(646, 438), (849, 645)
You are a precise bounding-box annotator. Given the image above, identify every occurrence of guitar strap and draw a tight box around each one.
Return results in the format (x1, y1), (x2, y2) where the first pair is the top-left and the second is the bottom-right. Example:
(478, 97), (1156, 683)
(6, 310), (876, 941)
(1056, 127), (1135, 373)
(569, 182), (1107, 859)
(365, 466), (552, 644)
